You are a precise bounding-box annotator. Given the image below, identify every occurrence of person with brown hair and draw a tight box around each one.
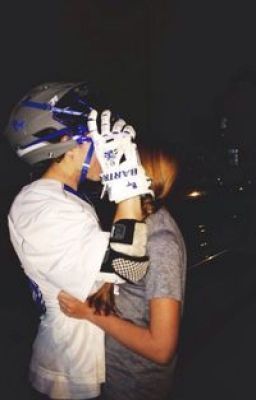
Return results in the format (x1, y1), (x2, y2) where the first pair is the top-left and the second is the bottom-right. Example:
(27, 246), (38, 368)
(58, 139), (187, 400)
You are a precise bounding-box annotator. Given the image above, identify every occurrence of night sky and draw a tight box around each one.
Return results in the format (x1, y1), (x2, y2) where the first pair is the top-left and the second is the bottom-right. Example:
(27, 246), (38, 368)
(1, 0), (256, 143)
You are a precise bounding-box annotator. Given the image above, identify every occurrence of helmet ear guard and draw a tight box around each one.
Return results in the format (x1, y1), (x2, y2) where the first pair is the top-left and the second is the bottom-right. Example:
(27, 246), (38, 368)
(16, 134), (78, 165)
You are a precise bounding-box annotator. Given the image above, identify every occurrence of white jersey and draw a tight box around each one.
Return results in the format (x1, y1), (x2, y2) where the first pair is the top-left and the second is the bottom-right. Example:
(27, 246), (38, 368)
(8, 178), (119, 399)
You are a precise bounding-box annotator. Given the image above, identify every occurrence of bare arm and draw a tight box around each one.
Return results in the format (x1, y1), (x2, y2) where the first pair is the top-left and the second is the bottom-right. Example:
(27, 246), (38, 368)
(58, 291), (181, 365)
(113, 195), (143, 221)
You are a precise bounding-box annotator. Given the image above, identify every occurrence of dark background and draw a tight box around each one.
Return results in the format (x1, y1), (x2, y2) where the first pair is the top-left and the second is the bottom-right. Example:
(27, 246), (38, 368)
(1, 1), (256, 399)
(1, 0), (256, 145)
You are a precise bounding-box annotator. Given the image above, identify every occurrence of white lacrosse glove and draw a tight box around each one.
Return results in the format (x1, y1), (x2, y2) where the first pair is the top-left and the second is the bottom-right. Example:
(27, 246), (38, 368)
(87, 109), (154, 203)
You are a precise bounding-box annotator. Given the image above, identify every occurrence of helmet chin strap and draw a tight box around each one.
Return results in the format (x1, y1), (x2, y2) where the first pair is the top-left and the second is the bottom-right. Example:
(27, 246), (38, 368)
(79, 141), (95, 183)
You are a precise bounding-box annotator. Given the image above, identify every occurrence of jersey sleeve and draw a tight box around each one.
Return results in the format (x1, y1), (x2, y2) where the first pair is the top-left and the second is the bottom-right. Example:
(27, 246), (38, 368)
(8, 198), (110, 301)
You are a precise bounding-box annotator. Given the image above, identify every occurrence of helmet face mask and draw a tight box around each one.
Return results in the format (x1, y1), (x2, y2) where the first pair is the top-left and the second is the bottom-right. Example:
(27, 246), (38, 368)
(4, 82), (93, 166)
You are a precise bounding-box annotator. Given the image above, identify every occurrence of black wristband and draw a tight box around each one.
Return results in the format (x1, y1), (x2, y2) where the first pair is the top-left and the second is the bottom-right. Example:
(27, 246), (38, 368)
(110, 219), (142, 244)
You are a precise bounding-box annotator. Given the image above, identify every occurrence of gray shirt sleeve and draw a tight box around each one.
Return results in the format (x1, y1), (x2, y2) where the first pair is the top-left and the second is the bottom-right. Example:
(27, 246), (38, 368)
(145, 207), (186, 302)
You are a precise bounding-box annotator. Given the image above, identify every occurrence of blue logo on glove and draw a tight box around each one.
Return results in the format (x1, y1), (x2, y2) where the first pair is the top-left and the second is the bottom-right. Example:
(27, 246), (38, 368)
(127, 181), (138, 189)
(104, 149), (118, 160)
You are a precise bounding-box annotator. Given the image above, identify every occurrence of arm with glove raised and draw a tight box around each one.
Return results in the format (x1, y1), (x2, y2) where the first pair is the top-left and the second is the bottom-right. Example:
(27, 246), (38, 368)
(85, 109), (154, 313)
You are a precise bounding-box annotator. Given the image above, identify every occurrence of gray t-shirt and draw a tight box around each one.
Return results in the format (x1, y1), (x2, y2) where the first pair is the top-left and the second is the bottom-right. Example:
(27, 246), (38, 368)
(101, 207), (187, 400)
